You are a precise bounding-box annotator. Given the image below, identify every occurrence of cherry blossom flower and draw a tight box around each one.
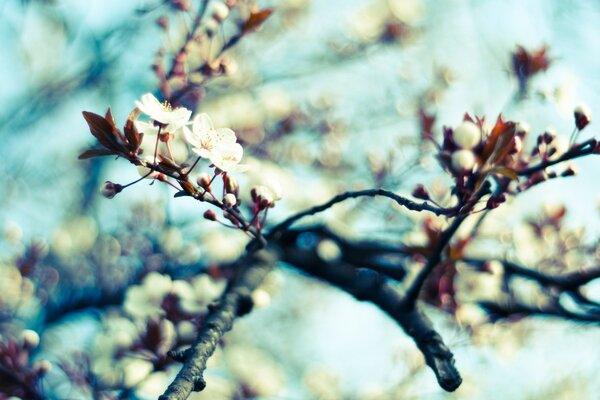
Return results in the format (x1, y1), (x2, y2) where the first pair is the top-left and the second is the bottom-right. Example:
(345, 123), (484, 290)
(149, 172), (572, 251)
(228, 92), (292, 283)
(183, 113), (247, 172)
(135, 93), (191, 129)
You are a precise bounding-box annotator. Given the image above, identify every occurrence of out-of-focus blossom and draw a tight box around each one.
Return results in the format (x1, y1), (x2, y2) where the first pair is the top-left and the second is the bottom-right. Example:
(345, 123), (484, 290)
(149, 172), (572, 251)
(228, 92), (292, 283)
(135, 93), (191, 129)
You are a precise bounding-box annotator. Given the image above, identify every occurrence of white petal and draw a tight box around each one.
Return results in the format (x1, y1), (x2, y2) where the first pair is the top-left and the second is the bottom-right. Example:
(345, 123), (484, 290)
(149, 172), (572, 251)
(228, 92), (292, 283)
(216, 128), (237, 144)
(193, 113), (214, 134)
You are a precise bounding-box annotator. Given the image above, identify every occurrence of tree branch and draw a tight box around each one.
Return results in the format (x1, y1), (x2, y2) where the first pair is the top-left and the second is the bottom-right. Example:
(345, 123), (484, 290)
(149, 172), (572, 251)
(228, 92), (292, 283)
(479, 300), (600, 324)
(463, 258), (600, 290)
(268, 189), (457, 237)
(159, 249), (276, 400)
(402, 215), (467, 308)
(516, 138), (597, 176)
(278, 230), (462, 392)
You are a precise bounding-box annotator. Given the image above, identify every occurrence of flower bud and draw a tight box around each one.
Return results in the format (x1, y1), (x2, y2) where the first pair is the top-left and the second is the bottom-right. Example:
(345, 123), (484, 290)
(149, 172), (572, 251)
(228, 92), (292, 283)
(211, 1), (230, 22)
(204, 18), (220, 38)
(453, 121), (480, 149)
(21, 329), (40, 349)
(486, 193), (506, 209)
(203, 210), (217, 221)
(34, 360), (52, 375)
(223, 193), (237, 207)
(541, 129), (556, 144)
(251, 289), (271, 308)
(561, 164), (577, 177)
(253, 185), (275, 209)
(574, 103), (591, 130)
(197, 173), (212, 190)
(101, 181), (123, 199)
(412, 184), (430, 200)
(451, 149), (476, 172)
(265, 179), (283, 201)
(156, 16), (169, 30)
(515, 121), (529, 137)
(509, 136), (523, 154)
(223, 174), (239, 196)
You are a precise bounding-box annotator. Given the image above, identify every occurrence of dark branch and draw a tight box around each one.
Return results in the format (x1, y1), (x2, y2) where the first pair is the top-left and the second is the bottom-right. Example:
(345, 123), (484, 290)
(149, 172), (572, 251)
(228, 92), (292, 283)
(403, 215), (467, 308)
(479, 300), (600, 324)
(516, 138), (597, 176)
(278, 231), (462, 392)
(159, 250), (276, 400)
(463, 258), (600, 290)
(268, 189), (457, 237)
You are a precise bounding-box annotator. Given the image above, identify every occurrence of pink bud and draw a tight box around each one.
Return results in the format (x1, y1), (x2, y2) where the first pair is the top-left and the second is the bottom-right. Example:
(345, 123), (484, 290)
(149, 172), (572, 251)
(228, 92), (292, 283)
(203, 210), (217, 221)
(100, 181), (123, 199)
(412, 184), (430, 200)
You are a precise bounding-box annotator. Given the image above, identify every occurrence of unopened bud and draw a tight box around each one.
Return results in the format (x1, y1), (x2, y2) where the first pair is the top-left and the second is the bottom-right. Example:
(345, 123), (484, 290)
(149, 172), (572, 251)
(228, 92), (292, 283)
(223, 174), (239, 196)
(509, 136), (523, 154)
(204, 18), (220, 38)
(223, 193), (237, 207)
(101, 181), (123, 199)
(515, 121), (529, 137)
(260, 195), (273, 209)
(541, 129), (556, 144)
(203, 210), (217, 221)
(451, 149), (476, 172)
(453, 121), (480, 149)
(156, 16), (169, 30)
(486, 193), (506, 209)
(211, 1), (230, 22)
(197, 173), (212, 190)
(169, 0), (190, 11)
(34, 360), (52, 375)
(21, 329), (40, 349)
(574, 103), (591, 130)
(412, 184), (430, 200)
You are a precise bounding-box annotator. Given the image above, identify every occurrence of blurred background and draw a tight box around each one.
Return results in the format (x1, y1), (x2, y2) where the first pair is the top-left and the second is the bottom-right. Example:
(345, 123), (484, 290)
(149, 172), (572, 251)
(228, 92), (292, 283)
(0, 0), (599, 399)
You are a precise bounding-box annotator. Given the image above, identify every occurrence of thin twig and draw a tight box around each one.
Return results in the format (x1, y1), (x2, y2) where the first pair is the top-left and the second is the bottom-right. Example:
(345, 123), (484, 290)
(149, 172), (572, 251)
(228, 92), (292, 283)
(268, 189), (457, 238)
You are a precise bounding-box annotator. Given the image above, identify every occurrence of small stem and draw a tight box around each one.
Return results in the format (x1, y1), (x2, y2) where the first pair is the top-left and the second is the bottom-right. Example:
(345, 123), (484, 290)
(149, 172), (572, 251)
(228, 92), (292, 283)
(153, 125), (163, 165)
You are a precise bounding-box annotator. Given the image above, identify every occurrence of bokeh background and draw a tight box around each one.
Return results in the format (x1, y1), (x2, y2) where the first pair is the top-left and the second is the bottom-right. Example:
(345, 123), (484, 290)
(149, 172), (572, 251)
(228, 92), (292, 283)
(1, 0), (599, 398)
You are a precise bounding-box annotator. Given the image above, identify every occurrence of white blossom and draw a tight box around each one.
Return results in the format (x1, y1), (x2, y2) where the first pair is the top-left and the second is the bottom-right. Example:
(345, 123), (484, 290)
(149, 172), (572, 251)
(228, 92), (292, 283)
(135, 93), (191, 129)
(183, 114), (247, 172)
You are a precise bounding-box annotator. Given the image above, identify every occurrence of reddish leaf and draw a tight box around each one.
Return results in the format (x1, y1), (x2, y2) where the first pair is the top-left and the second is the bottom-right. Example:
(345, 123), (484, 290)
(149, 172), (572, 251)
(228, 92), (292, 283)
(78, 148), (114, 160)
(124, 108), (142, 151)
(179, 180), (196, 195)
(242, 9), (273, 33)
(82, 111), (121, 152)
(105, 108), (128, 143)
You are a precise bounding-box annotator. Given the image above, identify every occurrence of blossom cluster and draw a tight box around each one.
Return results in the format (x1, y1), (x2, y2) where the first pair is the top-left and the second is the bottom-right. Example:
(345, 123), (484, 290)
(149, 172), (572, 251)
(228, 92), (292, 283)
(82, 93), (283, 234)
(412, 105), (595, 214)
(135, 93), (245, 173)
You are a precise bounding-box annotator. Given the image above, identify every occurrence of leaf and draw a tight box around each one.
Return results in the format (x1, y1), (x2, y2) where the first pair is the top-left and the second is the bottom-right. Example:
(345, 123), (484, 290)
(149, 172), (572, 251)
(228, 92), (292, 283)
(82, 111), (121, 152)
(124, 108), (142, 151)
(179, 180), (196, 195)
(242, 9), (273, 33)
(174, 190), (191, 198)
(78, 148), (114, 160)
(158, 154), (181, 173)
(492, 166), (519, 181)
(481, 116), (516, 165)
(105, 108), (128, 143)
